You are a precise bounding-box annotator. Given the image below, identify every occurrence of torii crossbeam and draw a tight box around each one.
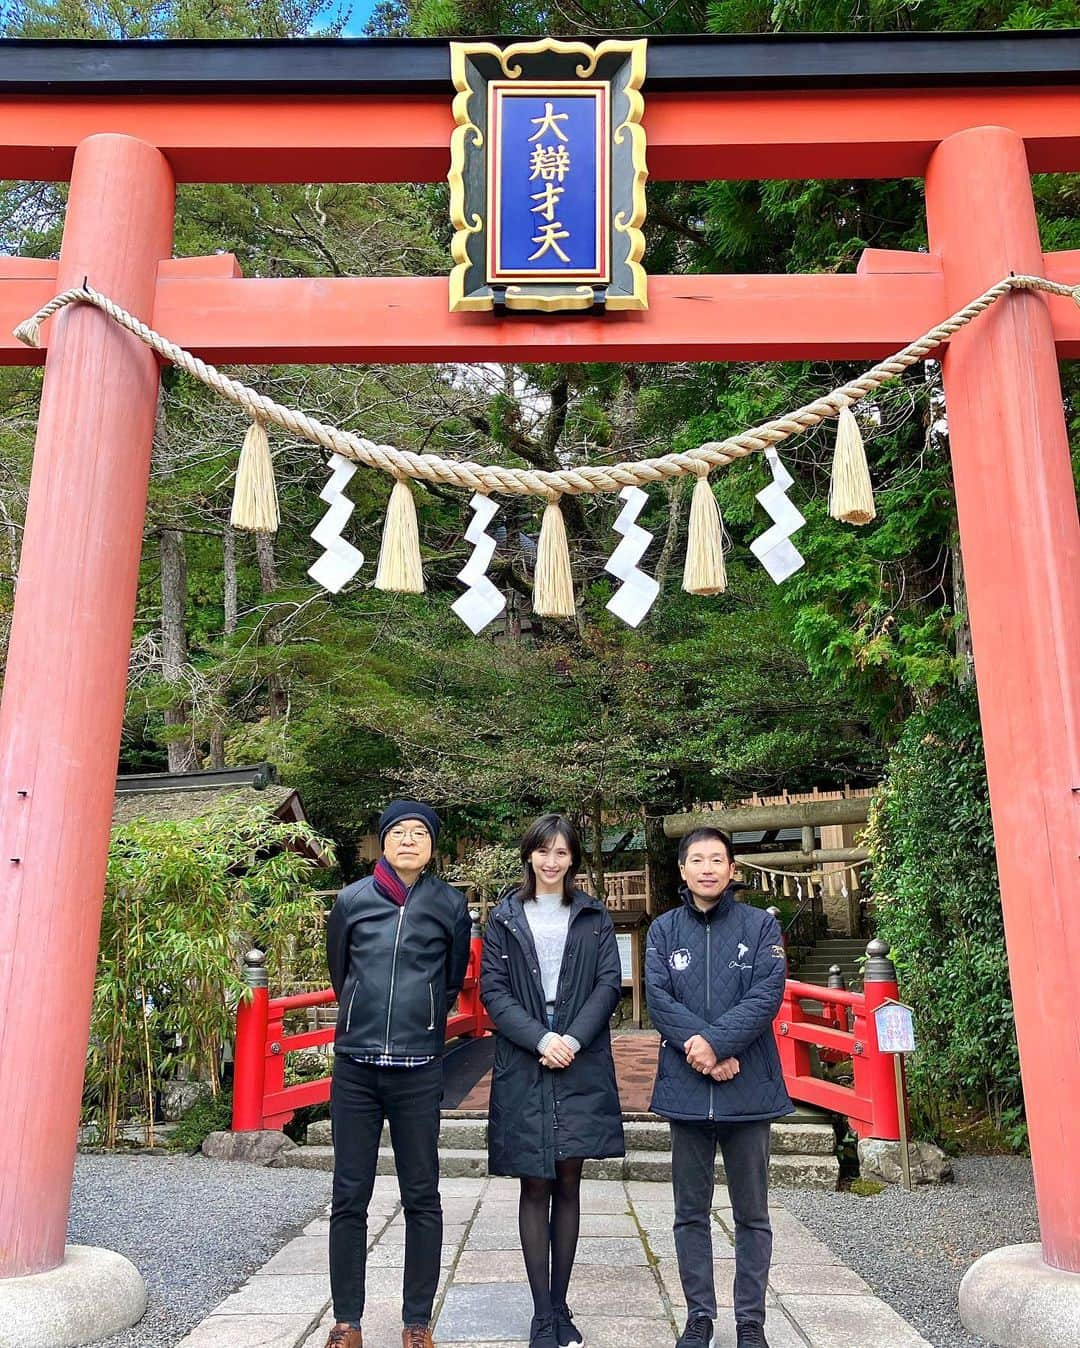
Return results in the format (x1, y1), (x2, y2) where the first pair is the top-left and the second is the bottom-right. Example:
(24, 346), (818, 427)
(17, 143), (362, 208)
(0, 33), (1077, 1348)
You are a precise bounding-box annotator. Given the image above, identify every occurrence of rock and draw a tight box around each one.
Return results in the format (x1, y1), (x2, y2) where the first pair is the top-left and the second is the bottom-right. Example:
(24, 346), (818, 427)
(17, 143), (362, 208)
(160, 1080), (212, 1121)
(858, 1137), (953, 1186)
(307, 1119), (333, 1146)
(201, 1129), (298, 1166)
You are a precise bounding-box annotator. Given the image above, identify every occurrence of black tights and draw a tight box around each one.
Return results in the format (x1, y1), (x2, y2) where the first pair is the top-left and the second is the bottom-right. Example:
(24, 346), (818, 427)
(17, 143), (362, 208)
(518, 1158), (585, 1317)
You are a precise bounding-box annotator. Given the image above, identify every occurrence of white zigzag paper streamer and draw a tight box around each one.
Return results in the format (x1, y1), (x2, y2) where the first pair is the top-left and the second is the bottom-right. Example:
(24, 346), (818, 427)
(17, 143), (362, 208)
(749, 447), (806, 584)
(307, 453), (365, 594)
(451, 493), (506, 635)
(605, 485), (660, 628)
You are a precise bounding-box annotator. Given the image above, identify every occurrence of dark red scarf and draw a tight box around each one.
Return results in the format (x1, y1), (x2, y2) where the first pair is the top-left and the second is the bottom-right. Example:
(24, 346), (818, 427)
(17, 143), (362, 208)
(373, 856), (408, 906)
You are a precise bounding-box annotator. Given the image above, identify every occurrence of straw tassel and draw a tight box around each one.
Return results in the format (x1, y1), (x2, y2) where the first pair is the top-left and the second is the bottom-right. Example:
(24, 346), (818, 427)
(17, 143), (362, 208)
(829, 406), (876, 525)
(230, 417), (279, 533)
(534, 496), (576, 618)
(683, 469), (728, 595)
(374, 476), (425, 593)
(13, 316), (41, 349)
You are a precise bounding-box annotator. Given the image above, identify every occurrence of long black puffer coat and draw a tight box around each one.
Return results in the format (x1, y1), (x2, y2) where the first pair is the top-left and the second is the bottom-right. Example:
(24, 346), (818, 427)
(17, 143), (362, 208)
(480, 889), (625, 1179)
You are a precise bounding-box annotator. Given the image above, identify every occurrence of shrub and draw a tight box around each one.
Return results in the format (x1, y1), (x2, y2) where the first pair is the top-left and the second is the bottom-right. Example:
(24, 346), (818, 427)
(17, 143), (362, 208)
(85, 802), (333, 1147)
(865, 687), (1021, 1141)
(168, 1089), (235, 1153)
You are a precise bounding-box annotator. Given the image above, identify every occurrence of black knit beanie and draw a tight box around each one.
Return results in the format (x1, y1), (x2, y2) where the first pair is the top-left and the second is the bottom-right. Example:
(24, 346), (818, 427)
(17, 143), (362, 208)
(378, 799), (442, 844)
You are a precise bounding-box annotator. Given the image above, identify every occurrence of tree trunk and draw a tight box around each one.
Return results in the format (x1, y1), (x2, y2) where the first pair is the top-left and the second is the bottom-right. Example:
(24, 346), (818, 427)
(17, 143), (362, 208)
(590, 792), (606, 903)
(254, 531), (287, 719)
(927, 358), (974, 683)
(222, 524), (238, 636)
(644, 802), (682, 915)
(255, 530), (278, 593)
(951, 521), (975, 684)
(208, 723), (226, 770)
(655, 477), (686, 590)
(160, 528), (198, 773)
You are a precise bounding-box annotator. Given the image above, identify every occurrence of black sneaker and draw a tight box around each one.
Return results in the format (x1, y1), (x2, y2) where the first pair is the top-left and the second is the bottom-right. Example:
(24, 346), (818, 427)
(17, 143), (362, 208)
(736, 1323), (769, 1348)
(676, 1316), (713, 1348)
(529, 1313), (558, 1348)
(553, 1304), (584, 1348)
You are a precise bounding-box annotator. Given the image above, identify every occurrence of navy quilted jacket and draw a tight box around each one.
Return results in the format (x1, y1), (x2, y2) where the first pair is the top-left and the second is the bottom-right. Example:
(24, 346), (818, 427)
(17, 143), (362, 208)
(646, 886), (793, 1123)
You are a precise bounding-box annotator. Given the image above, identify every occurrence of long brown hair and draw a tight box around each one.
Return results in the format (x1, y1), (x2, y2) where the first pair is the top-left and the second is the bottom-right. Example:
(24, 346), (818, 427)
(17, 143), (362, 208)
(517, 813), (582, 907)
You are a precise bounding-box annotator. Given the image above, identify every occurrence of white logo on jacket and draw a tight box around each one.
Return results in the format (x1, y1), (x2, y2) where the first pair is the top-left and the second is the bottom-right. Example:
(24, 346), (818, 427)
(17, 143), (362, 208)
(670, 948), (692, 972)
(730, 940), (753, 970)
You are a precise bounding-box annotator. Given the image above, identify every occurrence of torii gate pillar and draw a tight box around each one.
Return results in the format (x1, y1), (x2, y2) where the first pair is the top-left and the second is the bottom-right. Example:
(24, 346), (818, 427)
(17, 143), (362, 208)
(0, 133), (172, 1334)
(926, 126), (1080, 1345)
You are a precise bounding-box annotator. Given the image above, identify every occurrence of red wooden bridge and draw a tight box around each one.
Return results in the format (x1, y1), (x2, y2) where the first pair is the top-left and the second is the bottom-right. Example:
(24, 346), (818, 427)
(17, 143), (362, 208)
(231, 932), (905, 1141)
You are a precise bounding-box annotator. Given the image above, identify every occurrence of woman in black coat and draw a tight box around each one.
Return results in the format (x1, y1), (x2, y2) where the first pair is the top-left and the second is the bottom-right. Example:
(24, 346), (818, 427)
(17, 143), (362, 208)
(480, 815), (624, 1348)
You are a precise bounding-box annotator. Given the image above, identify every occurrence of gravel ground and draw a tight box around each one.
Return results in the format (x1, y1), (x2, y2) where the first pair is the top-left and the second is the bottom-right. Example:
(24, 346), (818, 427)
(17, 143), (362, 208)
(68, 1153), (333, 1348)
(67, 1151), (1037, 1348)
(774, 1156), (1039, 1348)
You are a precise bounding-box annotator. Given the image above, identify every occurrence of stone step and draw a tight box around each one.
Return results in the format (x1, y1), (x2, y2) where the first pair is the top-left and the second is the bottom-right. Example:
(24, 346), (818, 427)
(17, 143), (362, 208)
(276, 1144), (837, 1187)
(619, 1151), (840, 1189)
(306, 1115), (835, 1156)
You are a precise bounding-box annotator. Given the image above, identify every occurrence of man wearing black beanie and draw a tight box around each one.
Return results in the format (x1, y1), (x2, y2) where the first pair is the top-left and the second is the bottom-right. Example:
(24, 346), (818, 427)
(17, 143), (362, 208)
(324, 800), (471, 1348)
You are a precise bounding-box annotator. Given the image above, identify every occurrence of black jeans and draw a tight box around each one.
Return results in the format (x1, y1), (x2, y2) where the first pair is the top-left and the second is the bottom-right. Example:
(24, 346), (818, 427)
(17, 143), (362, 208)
(329, 1055), (443, 1327)
(670, 1118), (773, 1326)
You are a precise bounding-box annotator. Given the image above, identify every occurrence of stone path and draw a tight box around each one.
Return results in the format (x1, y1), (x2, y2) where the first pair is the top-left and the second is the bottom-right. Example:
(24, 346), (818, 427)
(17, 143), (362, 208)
(173, 1175), (933, 1348)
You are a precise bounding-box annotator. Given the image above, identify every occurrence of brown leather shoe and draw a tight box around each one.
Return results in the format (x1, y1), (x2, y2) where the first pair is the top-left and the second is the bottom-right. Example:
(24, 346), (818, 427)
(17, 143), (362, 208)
(324, 1325), (362, 1348)
(402, 1326), (434, 1348)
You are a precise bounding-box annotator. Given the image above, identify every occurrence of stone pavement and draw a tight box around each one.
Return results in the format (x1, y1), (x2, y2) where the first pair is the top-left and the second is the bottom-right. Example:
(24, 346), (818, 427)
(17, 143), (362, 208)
(173, 1175), (933, 1348)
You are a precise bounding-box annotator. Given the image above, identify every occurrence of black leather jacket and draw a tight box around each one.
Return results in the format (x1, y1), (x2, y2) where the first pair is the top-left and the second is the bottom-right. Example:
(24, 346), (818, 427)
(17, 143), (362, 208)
(326, 871), (471, 1058)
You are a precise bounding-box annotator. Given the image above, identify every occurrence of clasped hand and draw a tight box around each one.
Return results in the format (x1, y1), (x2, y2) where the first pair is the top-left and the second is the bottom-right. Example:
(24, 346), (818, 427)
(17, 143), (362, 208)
(684, 1034), (740, 1082)
(539, 1035), (576, 1070)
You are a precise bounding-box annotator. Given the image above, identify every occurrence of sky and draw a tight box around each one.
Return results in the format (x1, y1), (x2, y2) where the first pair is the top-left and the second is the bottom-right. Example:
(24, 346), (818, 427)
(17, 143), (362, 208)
(309, 0), (380, 35)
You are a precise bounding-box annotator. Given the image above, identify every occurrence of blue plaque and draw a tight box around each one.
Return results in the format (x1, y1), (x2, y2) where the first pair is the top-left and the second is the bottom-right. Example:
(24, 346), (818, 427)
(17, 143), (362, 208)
(450, 40), (647, 312)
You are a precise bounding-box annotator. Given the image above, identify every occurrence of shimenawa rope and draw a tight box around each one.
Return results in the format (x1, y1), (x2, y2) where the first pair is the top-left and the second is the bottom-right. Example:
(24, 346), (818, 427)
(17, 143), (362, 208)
(15, 273), (1080, 500)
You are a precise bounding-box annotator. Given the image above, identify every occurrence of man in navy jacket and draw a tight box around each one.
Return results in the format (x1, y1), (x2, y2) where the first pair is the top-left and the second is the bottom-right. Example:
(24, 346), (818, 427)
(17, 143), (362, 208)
(646, 827), (792, 1348)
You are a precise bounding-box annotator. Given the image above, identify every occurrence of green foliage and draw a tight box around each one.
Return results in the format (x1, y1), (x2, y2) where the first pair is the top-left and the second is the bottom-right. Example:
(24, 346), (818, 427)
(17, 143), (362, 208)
(86, 803), (333, 1146)
(167, 1088), (235, 1153)
(448, 842), (522, 915)
(865, 687), (1022, 1140)
(282, 1052), (333, 1141)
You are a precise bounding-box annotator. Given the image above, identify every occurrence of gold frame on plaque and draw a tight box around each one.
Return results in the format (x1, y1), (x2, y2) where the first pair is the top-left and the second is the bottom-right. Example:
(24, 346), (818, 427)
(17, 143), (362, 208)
(448, 38), (648, 313)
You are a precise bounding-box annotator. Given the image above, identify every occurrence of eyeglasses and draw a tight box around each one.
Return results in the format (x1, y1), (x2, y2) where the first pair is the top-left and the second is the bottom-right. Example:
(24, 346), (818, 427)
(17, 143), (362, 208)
(387, 826), (431, 842)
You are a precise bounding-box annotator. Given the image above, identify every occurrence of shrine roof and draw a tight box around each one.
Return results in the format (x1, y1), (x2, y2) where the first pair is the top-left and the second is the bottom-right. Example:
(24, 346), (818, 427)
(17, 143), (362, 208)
(112, 763), (332, 865)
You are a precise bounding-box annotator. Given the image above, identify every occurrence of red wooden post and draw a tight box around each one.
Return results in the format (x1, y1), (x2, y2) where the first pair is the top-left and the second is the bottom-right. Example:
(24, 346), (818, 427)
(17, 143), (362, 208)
(464, 928), (487, 1036)
(774, 983), (812, 1086)
(926, 126), (1080, 1274)
(261, 997), (291, 1130)
(857, 940), (902, 1142)
(0, 134), (174, 1278)
(232, 950), (270, 1132)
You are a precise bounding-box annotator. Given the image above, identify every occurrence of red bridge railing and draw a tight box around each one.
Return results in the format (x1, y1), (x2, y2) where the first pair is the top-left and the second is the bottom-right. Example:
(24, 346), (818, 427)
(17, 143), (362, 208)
(772, 937), (904, 1141)
(233, 923), (904, 1141)
(231, 926), (492, 1132)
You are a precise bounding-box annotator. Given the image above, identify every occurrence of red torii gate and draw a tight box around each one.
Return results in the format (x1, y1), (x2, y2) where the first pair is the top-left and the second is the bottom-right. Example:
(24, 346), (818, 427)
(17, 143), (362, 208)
(0, 32), (1077, 1346)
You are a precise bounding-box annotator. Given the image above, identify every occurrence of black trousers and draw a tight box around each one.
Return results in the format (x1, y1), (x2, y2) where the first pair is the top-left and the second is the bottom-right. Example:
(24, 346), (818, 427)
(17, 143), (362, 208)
(670, 1118), (773, 1326)
(329, 1055), (443, 1327)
